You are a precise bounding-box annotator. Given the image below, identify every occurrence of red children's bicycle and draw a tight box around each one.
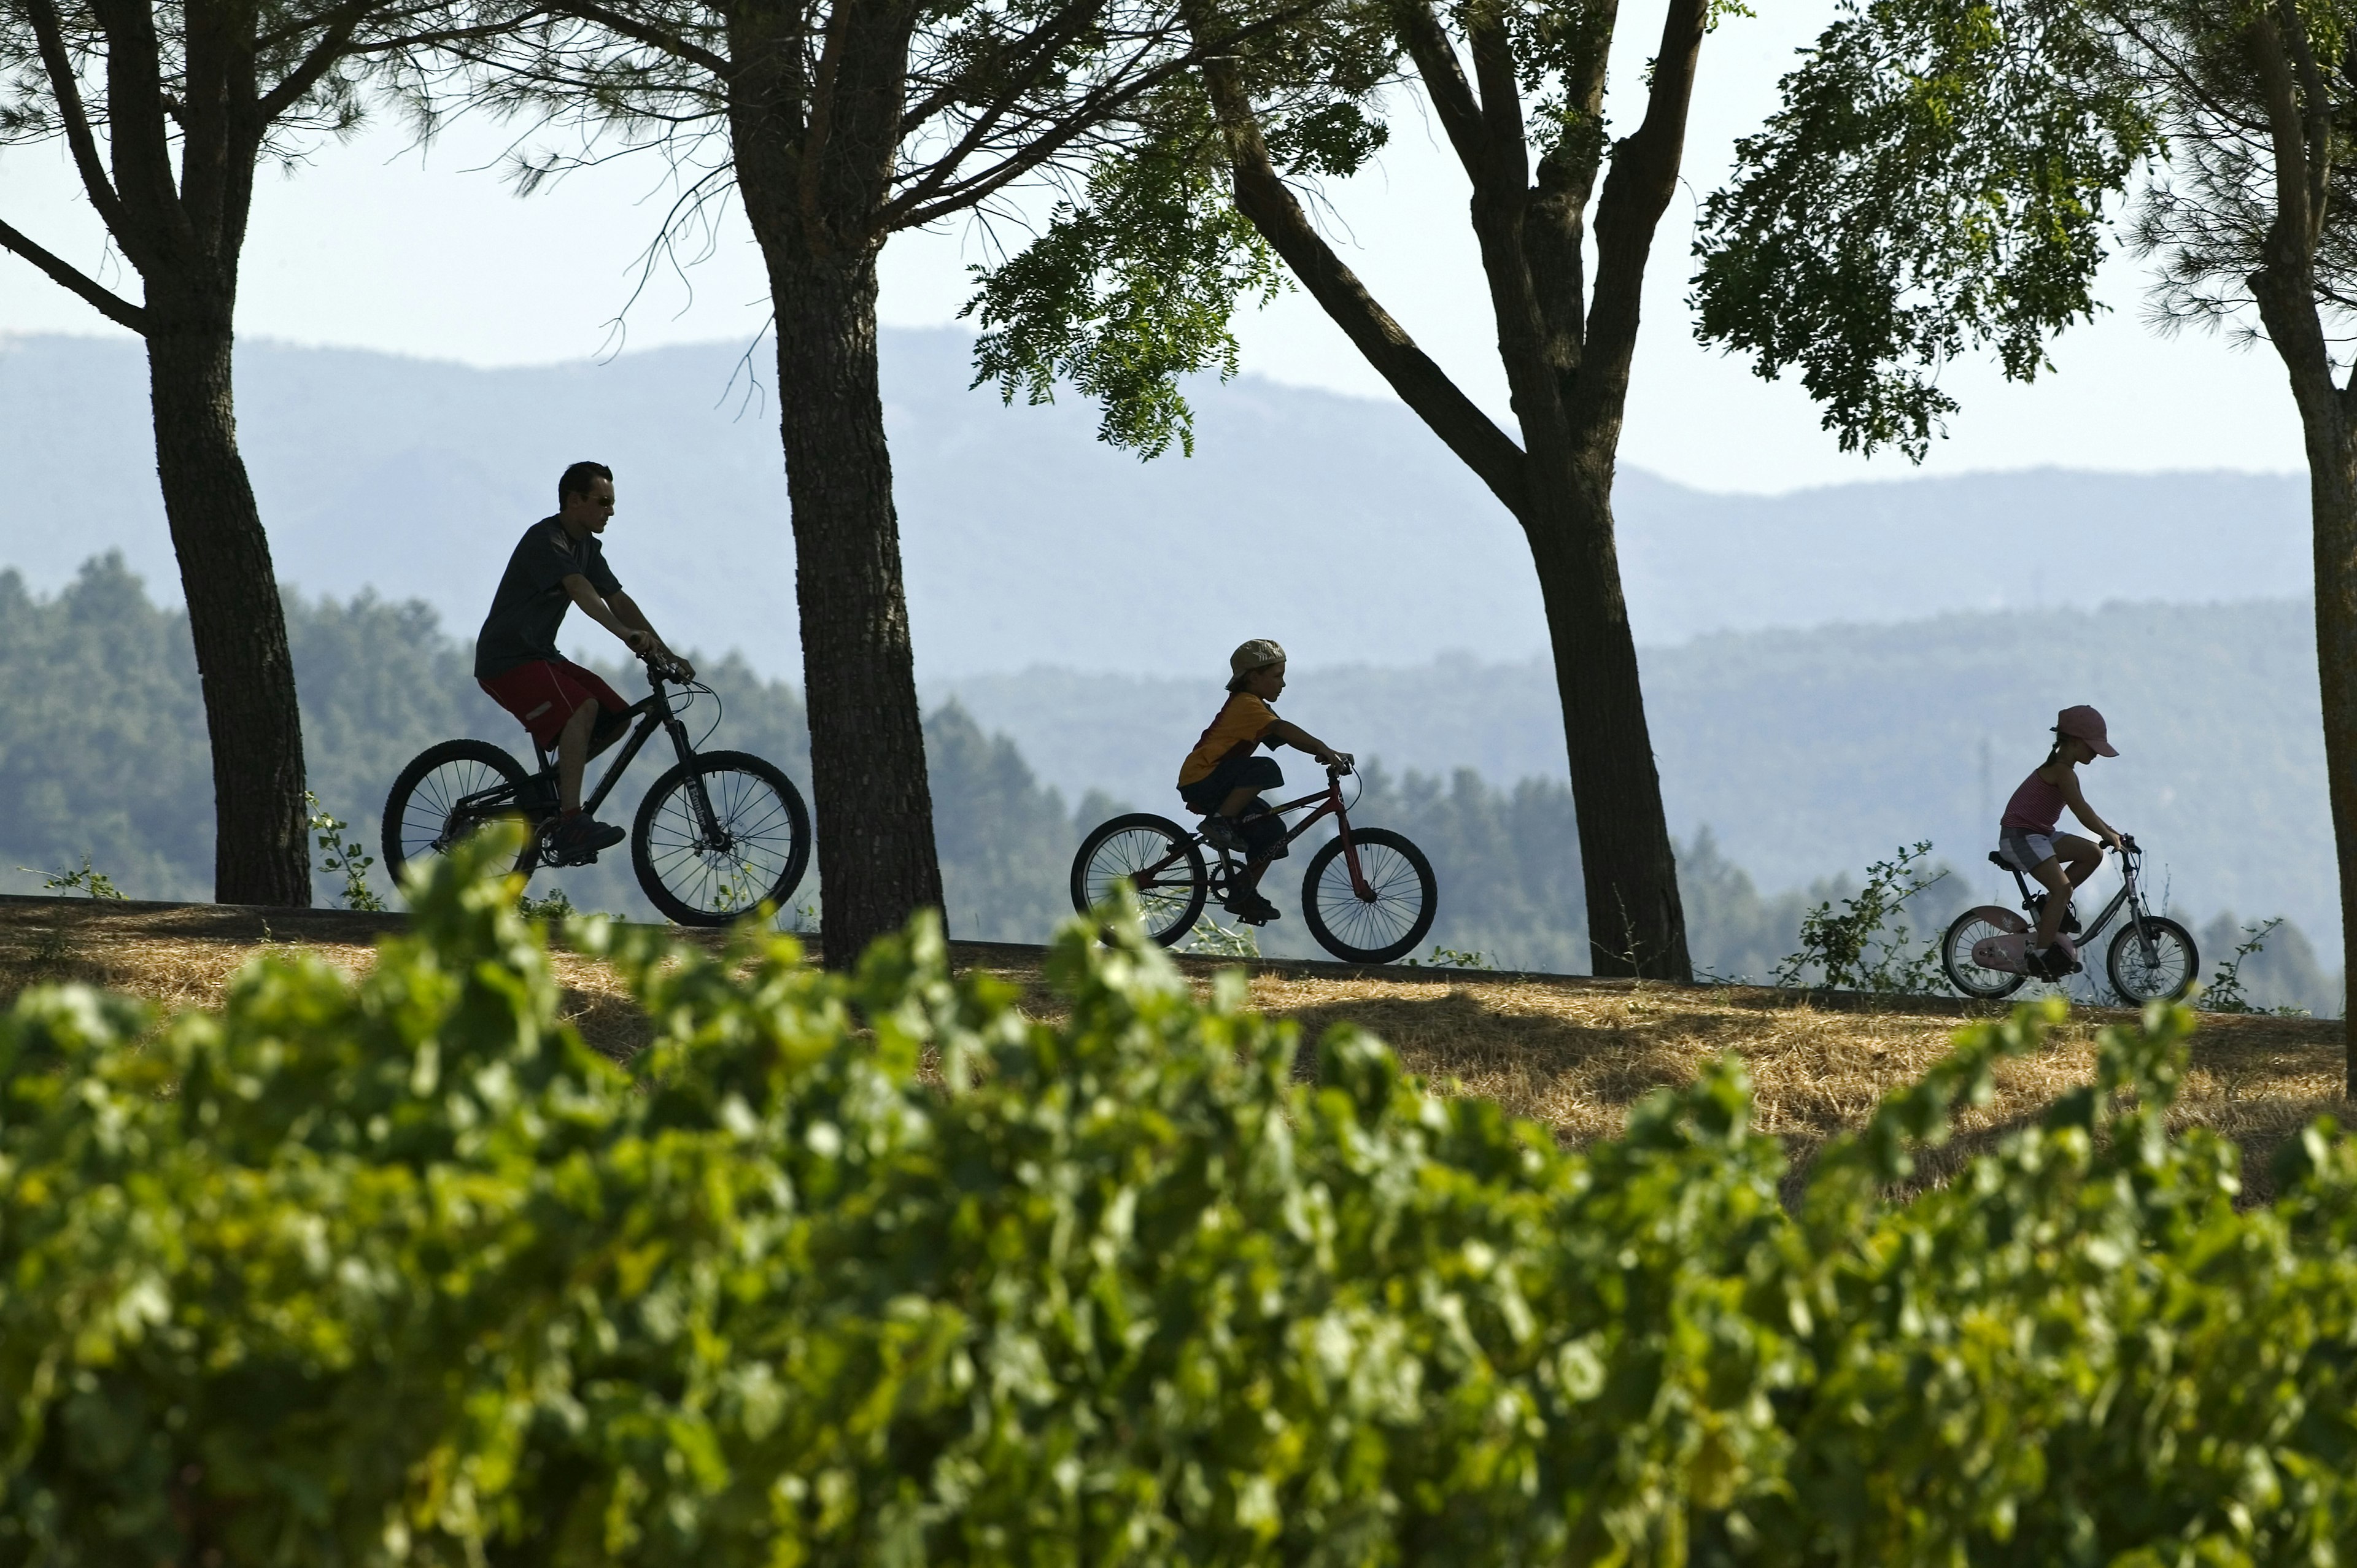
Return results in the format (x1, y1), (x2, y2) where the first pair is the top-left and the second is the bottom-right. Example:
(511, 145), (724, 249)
(1069, 763), (1438, 964)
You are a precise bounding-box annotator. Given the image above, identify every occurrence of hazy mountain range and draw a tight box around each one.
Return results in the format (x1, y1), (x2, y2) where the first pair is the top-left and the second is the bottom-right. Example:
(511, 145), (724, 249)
(3, 330), (2311, 678)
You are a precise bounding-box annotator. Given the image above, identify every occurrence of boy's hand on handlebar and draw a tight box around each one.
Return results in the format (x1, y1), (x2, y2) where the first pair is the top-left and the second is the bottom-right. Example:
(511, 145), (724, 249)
(623, 627), (654, 655)
(1318, 750), (1354, 773)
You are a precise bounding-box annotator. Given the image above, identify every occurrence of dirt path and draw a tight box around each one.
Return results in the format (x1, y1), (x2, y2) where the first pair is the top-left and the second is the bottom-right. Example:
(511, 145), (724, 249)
(6, 894), (2345, 1200)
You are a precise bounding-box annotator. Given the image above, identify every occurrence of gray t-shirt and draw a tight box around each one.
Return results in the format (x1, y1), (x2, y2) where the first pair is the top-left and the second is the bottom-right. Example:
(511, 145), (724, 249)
(474, 518), (624, 680)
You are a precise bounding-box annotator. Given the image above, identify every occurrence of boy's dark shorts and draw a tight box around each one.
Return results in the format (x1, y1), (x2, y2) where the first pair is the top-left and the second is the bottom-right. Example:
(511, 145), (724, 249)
(479, 657), (632, 750)
(1180, 754), (1288, 858)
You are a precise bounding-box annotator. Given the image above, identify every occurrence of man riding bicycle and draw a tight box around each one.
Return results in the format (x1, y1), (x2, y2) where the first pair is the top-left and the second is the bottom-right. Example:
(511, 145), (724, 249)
(474, 461), (694, 864)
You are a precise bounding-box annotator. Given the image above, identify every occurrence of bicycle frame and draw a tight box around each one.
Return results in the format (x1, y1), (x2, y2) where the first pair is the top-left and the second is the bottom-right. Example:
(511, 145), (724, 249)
(1121, 767), (1373, 902)
(1999, 840), (2164, 967)
(454, 667), (724, 849)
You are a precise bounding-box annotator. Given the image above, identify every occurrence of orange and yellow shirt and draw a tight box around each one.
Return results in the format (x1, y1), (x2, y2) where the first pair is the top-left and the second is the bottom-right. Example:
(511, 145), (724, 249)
(1177, 693), (1277, 786)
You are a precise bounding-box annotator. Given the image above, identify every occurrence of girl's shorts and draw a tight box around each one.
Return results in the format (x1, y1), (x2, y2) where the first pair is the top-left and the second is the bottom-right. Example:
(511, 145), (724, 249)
(1997, 827), (2063, 875)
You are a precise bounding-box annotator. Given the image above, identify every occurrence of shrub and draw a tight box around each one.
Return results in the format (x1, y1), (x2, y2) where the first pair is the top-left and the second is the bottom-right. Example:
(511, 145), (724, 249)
(6, 832), (2357, 1564)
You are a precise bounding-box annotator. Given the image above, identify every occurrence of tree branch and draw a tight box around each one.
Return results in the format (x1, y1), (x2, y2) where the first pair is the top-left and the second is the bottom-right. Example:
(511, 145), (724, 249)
(0, 214), (150, 331)
(22, 0), (136, 243)
(551, 0), (732, 78)
(1579, 0), (1707, 412)
(884, 13), (1271, 233)
(883, 2), (1103, 225)
(1194, 41), (1528, 520)
(1393, 2), (1485, 183)
(257, 0), (381, 123)
(2275, 0), (2334, 251)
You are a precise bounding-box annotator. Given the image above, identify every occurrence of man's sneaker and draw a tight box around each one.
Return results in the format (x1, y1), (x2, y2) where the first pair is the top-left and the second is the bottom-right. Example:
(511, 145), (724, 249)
(547, 813), (624, 865)
(1200, 814), (1245, 851)
(1225, 890), (1282, 925)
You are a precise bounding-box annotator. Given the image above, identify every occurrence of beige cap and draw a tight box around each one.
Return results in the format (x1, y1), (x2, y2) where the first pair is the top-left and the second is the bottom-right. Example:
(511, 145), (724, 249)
(1226, 638), (1287, 690)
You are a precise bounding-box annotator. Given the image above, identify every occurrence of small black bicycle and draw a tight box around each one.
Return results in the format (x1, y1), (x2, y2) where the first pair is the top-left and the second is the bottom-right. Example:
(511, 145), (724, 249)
(1070, 763), (1438, 964)
(1940, 835), (2197, 1002)
(382, 654), (811, 925)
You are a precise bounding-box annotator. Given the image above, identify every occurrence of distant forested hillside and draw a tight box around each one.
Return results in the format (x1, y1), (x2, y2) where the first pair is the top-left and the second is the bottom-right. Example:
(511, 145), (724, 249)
(0, 558), (2334, 1009)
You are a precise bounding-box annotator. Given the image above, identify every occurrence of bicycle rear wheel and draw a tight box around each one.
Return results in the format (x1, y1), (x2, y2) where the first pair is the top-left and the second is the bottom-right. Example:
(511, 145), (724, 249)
(382, 739), (539, 888)
(1301, 828), (1436, 964)
(630, 751), (811, 927)
(1070, 814), (1206, 947)
(1941, 909), (2028, 1000)
(2108, 917), (2198, 1003)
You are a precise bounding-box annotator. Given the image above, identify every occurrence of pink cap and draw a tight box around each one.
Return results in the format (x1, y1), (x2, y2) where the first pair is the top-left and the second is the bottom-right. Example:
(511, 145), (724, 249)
(2056, 705), (2118, 757)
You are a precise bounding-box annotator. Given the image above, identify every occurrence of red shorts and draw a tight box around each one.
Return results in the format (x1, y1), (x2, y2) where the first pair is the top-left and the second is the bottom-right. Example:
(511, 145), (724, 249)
(478, 658), (630, 749)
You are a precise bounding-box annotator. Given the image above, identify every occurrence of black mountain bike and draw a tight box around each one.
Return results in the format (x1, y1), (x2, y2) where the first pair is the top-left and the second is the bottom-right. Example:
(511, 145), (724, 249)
(1070, 763), (1438, 964)
(383, 655), (811, 925)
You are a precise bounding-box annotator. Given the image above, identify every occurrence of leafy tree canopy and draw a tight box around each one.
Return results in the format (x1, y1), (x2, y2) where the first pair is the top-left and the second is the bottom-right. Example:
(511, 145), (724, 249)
(1691, 0), (2158, 458)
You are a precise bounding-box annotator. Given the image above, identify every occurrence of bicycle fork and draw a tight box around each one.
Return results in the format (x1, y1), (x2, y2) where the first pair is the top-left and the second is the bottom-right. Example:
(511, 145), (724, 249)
(668, 719), (730, 851)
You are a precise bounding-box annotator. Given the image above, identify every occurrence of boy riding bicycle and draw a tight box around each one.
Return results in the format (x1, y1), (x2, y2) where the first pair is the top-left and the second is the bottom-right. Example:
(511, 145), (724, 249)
(475, 461), (694, 865)
(1177, 638), (1352, 925)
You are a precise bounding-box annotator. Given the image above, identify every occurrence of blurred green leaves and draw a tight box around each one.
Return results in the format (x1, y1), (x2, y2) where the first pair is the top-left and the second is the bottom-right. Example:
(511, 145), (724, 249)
(7, 830), (2357, 1562)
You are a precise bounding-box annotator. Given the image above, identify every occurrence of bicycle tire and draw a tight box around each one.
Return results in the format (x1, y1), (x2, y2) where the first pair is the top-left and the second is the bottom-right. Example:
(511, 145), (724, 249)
(1301, 828), (1437, 964)
(629, 750), (810, 926)
(382, 738), (538, 889)
(1941, 908), (2028, 1000)
(2108, 916), (2199, 1004)
(1070, 814), (1207, 947)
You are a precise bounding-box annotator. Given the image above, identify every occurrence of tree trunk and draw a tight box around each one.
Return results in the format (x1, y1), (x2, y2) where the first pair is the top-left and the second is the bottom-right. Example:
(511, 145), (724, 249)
(145, 320), (311, 906)
(2268, 350), (2357, 1083)
(2305, 449), (2357, 1087)
(768, 248), (946, 967)
(1530, 454), (1690, 978)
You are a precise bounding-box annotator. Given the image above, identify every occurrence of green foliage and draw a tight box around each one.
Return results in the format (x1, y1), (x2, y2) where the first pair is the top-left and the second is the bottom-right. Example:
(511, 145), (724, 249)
(1180, 911), (1263, 959)
(1403, 943), (1498, 970)
(306, 791), (388, 911)
(11, 835), (2357, 1560)
(1775, 839), (1951, 992)
(25, 852), (126, 902)
(964, 134), (1288, 458)
(2199, 914), (2318, 1016)
(962, 14), (1393, 458)
(1693, 0), (2157, 457)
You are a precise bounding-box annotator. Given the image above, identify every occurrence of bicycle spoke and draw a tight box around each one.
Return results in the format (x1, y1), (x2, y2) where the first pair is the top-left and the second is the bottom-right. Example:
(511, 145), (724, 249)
(1318, 845), (1421, 948)
(1081, 825), (1198, 940)
(643, 766), (800, 916)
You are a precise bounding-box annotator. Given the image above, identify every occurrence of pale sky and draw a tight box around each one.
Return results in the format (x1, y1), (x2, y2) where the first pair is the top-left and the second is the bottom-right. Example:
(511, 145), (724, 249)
(0, 1), (2309, 494)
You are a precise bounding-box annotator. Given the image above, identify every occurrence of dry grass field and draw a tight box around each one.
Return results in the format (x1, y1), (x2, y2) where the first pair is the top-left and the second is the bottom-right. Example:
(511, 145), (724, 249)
(4, 894), (2347, 1203)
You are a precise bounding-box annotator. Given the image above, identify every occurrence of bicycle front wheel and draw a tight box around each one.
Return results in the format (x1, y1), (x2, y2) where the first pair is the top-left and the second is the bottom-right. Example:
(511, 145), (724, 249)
(1070, 814), (1206, 946)
(1301, 828), (1436, 964)
(2108, 917), (2199, 1003)
(382, 738), (538, 887)
(630, 751), (811, 926)
(1941, 909), (2027, 1000)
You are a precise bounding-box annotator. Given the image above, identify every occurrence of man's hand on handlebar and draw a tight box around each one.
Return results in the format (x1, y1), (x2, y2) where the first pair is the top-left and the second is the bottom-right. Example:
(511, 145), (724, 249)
(1318, 750), (1355, 774)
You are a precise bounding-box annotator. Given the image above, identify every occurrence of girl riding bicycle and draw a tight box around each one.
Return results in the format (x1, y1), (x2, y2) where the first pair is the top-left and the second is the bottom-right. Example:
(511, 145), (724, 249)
(1999, 704), (2129, 979)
